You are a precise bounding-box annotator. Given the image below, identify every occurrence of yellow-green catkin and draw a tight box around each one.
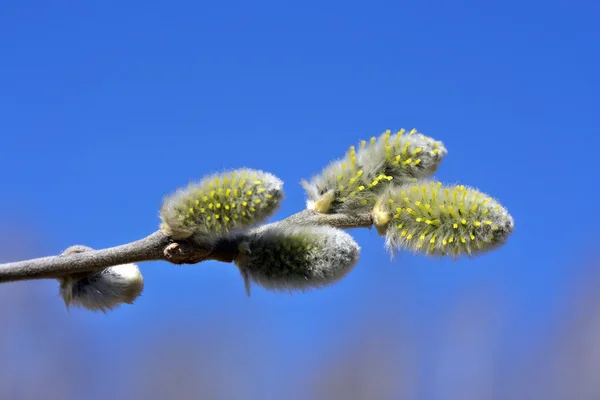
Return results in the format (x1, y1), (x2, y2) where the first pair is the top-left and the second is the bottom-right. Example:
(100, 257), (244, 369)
(234, 225), (360, 293)
(160, 169), (284, 239)
(373, 181), (514, 258)
(301, 128), (446, 214)
(358, 128), (446, 184)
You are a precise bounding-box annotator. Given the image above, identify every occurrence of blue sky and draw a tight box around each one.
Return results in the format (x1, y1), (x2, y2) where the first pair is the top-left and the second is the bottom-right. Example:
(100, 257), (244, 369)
(1, 1), (599, 398)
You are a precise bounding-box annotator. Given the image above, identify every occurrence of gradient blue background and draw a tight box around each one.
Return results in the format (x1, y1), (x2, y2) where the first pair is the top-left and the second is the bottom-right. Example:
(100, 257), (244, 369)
(1, 1), (599, 399)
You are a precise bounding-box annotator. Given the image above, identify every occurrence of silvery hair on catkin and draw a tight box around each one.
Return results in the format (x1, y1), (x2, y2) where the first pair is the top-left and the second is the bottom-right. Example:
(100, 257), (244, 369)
(58, 245), (144, 312)
(234, 225), (360, 294)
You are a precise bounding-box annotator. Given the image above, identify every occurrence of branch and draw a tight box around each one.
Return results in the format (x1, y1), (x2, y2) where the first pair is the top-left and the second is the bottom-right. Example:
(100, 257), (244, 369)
(0, 209), (373, 283)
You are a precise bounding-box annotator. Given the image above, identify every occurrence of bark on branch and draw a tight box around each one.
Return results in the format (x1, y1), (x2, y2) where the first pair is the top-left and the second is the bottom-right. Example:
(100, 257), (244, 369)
(0, 209), (373, 283)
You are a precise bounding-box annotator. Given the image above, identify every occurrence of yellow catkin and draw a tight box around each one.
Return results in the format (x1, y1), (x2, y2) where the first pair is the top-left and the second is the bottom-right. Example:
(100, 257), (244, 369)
(374, 181), (514, 258)
(160, 169), (284, 239)
(301, 127), (447, 213)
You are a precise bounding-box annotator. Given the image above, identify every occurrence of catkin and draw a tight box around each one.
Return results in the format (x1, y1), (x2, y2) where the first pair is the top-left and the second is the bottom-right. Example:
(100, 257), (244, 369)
(160, 168), (284, 239)
(373, 181), (514, 258)
(234, 225), (360, 292)
(302, 128), (446, 213)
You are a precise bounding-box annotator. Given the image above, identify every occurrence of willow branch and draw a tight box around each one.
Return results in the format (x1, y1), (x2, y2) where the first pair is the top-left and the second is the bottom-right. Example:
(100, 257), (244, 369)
(0, 209), (373, 283)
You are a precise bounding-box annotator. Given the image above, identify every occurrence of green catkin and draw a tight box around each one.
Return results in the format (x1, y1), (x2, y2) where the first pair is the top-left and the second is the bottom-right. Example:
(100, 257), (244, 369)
(58, 246), (144, 312)
(234, 225), (360, 293)
(373, 181), (514, 258)
(160, 168), (284, 239)
(301, 128), (446, 214)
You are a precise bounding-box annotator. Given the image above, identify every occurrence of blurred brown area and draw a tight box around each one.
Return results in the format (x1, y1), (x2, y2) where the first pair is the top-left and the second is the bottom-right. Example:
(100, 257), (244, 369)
(1, 231), (599, 400)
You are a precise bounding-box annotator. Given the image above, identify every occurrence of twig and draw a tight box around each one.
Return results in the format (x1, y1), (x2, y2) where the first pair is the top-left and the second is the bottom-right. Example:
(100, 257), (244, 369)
(0, 209), (373, 283)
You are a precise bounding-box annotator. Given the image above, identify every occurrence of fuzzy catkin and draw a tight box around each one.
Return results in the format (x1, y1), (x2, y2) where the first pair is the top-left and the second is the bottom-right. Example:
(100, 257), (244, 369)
(301, 128), (446, 214)
(374, 181), (514, 258)
(358, 129), (446, 183)
(58, 246), (144, 312)
(234, 225), (360, 292)
(160, 168), (284, 240)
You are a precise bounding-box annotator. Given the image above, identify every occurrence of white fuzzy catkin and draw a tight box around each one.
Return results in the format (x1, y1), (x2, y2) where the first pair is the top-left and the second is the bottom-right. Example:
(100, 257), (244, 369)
(373, 181), (514, 258)
(58, 246), (144, 312)
(160, 168), (284, 240)
(234, 225), (360, 293)
(302, 128), (446, 213)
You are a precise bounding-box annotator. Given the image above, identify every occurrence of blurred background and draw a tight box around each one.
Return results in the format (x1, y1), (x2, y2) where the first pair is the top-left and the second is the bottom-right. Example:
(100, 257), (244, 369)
(1, 1), (599, 399)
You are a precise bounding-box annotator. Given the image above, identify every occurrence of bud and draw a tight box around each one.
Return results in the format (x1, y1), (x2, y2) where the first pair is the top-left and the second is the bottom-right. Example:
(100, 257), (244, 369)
(234, 225), (360, 292)
(374, 181), (514, 258)
(160, 168), (284, 240)
(59, 246), (144, 312)
(302, 128), (446, 213)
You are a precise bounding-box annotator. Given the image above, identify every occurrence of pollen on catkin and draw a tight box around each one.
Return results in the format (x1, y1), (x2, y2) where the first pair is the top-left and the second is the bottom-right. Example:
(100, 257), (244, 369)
(358, 128), (447, 183)
(373, 181), (514, 258)
(160, 168), (284, 240)
(58, 246), (144, 312)
(234, 225), (360, 293)
(301, 128), (446, 213)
